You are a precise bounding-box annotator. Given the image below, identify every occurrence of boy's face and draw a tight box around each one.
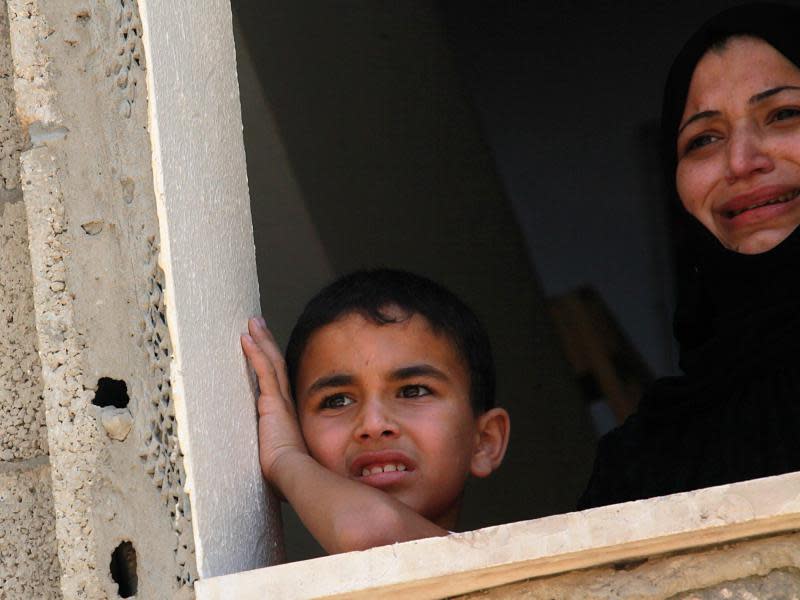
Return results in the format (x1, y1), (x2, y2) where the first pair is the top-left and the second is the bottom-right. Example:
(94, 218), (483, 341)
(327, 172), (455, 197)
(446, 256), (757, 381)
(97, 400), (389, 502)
(294, 309), (481, 528)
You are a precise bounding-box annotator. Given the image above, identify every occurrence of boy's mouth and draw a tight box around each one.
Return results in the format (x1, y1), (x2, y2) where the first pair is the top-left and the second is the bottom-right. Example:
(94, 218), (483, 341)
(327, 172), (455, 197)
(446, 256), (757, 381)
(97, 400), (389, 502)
(350, 451), (415, 480)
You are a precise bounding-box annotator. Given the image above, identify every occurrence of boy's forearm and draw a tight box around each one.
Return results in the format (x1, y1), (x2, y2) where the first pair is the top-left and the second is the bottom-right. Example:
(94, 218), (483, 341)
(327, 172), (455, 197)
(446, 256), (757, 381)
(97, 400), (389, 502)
(273, 452), (448, 554)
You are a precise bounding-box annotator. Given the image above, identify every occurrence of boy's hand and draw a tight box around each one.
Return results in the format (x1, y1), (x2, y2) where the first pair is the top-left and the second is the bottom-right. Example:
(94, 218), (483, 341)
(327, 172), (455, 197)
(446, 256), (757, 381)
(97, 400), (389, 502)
(241, 317), (308, 488)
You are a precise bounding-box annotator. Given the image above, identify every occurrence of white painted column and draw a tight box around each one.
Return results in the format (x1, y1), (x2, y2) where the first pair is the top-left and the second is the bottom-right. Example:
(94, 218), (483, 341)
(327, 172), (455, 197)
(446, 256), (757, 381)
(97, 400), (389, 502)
(138, 0), (283, 577)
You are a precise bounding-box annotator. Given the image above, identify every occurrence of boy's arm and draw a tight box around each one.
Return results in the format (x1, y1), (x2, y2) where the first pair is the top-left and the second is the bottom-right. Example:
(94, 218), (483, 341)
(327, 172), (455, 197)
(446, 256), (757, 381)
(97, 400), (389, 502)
(241, 318), (448, 554)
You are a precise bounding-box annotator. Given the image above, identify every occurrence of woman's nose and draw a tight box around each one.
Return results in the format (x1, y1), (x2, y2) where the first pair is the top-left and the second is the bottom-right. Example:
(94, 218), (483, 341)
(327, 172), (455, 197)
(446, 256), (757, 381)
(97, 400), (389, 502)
(354, 400), (398, 441)
(725, 123), (774, 183)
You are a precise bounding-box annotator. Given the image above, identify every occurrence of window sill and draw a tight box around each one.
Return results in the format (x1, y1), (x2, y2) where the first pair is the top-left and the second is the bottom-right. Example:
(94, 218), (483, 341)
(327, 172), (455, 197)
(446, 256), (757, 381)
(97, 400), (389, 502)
(195, 471), (800, 599)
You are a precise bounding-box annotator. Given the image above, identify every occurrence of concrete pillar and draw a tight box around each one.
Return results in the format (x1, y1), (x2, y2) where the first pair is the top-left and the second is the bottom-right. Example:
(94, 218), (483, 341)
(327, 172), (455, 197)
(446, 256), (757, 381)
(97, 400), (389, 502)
(138, 0), (283, 577)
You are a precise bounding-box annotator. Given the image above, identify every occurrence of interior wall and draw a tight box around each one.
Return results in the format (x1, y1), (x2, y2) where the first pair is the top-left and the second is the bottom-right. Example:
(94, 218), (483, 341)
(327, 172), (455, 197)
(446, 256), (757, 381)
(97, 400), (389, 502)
(232, 1), (597, 561)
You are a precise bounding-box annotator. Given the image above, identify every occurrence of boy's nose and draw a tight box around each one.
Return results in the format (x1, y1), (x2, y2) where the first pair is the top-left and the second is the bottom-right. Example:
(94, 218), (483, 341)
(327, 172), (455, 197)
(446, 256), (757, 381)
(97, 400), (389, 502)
(354, 400), (399, 441)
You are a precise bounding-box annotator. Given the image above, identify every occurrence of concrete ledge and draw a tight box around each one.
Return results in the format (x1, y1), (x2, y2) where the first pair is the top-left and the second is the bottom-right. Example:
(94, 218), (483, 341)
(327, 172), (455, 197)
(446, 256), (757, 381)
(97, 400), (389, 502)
(195, 471), (800, 599)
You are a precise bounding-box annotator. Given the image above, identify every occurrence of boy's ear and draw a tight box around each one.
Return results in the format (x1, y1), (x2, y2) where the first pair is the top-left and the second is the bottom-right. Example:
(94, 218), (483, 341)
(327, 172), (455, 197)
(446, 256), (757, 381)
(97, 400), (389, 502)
(470, 407), (510, 478)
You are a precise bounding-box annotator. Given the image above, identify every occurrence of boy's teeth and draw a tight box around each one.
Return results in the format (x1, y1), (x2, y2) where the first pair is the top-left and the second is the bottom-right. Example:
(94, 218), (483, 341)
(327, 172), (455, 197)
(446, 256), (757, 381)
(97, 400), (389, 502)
(361, 463), (407, 476)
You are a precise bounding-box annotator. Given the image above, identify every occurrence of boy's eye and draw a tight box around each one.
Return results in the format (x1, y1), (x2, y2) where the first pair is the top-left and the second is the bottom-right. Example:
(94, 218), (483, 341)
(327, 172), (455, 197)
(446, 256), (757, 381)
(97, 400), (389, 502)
(398, 385), (432, 399)
(770, 107), (800, 123)
(320, 394), (354, 409)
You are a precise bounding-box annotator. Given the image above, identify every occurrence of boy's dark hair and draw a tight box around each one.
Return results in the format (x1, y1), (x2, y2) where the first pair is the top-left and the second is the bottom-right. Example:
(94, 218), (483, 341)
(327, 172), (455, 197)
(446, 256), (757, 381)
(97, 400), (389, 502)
(285, 268), (496, 413)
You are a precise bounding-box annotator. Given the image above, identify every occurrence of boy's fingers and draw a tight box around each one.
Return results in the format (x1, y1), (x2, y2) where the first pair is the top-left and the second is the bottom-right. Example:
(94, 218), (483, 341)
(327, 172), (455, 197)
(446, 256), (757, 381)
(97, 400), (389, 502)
(248, 317), (279, 355)
(261, 336), (292, 404)
(248, 318), (292, 403)
(241, 334), (286, 413)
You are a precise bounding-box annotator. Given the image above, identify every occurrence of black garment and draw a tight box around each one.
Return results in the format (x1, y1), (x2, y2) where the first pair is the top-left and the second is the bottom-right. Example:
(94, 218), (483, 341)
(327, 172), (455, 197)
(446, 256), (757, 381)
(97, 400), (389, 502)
(579, 225), (800, 508)
(579, 3), (800, 509)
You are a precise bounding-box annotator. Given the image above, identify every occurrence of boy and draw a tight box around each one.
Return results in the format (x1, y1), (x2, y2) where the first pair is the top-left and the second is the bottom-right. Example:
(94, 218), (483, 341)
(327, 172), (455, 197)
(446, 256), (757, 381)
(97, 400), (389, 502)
(241, 269), (510, 554)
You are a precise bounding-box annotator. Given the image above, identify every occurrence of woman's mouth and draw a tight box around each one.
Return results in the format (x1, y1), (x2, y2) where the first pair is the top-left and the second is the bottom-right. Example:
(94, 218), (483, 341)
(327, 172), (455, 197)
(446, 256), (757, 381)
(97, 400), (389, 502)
(724, 188), (800, 219)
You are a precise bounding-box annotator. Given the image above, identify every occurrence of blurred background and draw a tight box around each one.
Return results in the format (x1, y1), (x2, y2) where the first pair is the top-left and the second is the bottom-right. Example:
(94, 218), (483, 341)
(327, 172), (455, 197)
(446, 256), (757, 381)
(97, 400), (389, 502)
(229, 0), (772, 560)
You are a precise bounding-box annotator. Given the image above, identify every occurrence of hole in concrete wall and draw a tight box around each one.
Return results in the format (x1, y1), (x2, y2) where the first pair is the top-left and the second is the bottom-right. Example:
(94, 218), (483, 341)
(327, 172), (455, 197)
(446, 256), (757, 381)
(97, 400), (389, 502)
(110, 541), (138, 598)
(93, 378), (130, 409)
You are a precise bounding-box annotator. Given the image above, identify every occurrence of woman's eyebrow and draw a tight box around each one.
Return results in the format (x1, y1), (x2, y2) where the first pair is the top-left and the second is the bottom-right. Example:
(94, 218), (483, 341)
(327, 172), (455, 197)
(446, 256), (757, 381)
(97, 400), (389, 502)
(389, 364), (450, 382)
(678, 86), (800, 135)
(749, 85), (800, 105)
(678, 110), (720, 135)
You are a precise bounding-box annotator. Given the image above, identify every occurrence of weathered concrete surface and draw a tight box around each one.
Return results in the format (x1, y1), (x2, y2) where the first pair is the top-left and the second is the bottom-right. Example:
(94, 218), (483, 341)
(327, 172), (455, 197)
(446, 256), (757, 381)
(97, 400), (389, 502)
(6, 0), (197, 597)
(457, 533), (800, 599)
(0, 460), (60, 599)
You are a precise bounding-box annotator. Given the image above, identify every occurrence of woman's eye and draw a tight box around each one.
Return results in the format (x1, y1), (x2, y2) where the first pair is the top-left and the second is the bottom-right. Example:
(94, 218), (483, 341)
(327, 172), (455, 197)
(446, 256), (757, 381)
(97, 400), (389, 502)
(398, 385), (432, 398)
(684, 133), (719, 154)
(320, 394), (353, 409)
(770, 107), (800, 122)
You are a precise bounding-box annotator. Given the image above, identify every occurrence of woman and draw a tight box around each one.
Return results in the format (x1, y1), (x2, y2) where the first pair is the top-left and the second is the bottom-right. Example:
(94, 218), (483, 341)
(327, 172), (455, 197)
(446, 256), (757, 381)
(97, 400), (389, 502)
(579, 2), (800, 508)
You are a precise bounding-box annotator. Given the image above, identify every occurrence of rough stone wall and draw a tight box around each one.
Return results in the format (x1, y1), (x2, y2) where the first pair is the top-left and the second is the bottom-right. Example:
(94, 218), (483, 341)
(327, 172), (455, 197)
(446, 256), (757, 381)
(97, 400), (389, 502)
(0, 199), (47, 462)
(0, 200), (60, 600)
(0, 0), (21, 194)
(0, 0), (60, 596)
(4, 0), (198, 597)
(0, 460), (60, 598)
(456, 531), (800, 600)
(675, 568), (800, 600)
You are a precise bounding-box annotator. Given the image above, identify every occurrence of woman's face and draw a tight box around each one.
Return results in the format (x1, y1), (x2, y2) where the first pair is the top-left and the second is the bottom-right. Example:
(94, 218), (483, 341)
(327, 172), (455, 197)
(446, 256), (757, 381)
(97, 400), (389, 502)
(676, 36), (800, 254)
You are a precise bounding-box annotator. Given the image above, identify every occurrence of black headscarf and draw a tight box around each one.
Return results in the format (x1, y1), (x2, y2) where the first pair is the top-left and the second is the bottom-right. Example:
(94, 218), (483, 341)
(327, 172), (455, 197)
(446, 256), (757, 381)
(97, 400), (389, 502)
(663, 2), (800, 374)
(579, 2), (800, 509)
